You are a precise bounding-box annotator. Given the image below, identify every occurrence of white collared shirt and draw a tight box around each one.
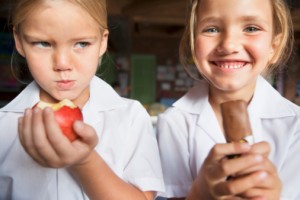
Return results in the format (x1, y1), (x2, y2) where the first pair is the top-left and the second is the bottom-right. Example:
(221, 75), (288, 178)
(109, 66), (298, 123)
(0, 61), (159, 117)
(0, 76), (164, 200)
(157, 76), (300, 200)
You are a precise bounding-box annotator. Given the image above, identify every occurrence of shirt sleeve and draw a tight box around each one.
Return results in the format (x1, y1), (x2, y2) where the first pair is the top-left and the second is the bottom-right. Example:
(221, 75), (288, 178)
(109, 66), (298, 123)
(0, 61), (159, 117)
(156, 109), (194, 198)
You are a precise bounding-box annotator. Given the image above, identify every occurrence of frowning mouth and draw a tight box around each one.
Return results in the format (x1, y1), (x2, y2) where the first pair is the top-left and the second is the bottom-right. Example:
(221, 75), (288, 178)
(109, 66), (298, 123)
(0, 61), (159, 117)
(56, 80), (75, 90)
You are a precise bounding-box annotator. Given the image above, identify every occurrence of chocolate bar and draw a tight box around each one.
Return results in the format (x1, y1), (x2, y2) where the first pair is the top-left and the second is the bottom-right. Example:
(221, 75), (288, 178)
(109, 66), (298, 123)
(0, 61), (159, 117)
(221, 100), (253, 144)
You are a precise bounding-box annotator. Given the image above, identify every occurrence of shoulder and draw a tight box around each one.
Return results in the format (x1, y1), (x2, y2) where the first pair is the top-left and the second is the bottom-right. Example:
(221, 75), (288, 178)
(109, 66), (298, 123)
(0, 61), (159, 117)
(251, 76), (300, 119)
(0, 81), (39, 113)
(119, 97), (149, 116)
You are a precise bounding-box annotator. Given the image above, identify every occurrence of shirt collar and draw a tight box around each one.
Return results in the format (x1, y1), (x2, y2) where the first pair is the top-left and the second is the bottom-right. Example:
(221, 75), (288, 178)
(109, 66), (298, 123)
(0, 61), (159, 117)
(173, 76), (296, 144)
(248, 76), (296, 118)
(0, 76), (126, 113)
(87, 76), (126, 112)
(173, 76), (295, 119)
(0, 81), (40, 113)
(173, 79), (209, 115)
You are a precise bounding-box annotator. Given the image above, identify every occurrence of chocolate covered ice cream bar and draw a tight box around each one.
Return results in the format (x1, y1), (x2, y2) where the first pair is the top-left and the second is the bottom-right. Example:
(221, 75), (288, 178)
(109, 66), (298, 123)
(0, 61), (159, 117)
(221, 100), (253, 144)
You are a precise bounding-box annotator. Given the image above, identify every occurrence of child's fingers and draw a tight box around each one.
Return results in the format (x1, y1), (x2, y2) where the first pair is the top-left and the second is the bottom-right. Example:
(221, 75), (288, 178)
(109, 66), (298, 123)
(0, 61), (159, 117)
(234, 153), (278, 179)
(42, 108), (97, 167)
(238, 171), (281, 199)
(19, 109), (38, 157)
(18, 117), (24, 144)
(42, 108), (74, 160)
(71, 121), (99, 165)
(213, 171), (268, 197)
(209, 142), (251, 161)
(220, 153), (264, 178)
(29, 108), (63, 167)
(73, 120), (98, 148)
(18, 108), (47, 165)
(205, 143), (251, 180)
(249, 142), (270, 157)
(19, 109), (33, 151)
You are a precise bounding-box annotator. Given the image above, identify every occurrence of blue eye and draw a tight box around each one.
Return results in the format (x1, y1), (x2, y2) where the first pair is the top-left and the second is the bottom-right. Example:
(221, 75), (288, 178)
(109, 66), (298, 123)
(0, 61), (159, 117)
(75, 42), (89, 48)
(203, 27), (219, 33)
(245, 26), (260, 33)
(34, 41), (50, 48)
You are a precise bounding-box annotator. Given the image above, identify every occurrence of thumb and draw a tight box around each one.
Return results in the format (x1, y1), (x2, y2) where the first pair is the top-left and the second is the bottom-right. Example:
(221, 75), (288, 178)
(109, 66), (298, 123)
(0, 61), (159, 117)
(73, 120), (98, 147)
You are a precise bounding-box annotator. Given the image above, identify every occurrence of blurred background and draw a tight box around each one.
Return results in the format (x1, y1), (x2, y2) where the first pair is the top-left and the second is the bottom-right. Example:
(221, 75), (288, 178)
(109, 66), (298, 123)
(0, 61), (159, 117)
(0, 0), (300, 116)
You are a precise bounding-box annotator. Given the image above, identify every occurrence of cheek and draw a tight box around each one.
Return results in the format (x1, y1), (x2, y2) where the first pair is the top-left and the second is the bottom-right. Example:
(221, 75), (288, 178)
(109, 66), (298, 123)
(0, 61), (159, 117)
(80, 57), (99, 74)
(194, 37), (213, 60)
(246, 37), (273, 60)
(25, 57), (46, 76)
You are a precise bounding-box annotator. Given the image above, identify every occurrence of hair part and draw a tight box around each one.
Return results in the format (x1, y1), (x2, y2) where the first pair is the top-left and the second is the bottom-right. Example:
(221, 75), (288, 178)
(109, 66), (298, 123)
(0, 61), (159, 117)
(179, 0), (294, 79)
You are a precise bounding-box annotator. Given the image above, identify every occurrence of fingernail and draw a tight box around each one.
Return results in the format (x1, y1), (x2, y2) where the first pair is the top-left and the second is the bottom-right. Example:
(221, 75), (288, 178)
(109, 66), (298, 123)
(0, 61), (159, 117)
(33, 107), (40, 113)
(240, 143), (251, 150)
(18, 117), (23, 124)
(255, 155), (263, 162)
(74, 120), (84, 131)
(258, 172), (267, 180)
(25, 108), (31, 116)
(44, 107), (52, 113)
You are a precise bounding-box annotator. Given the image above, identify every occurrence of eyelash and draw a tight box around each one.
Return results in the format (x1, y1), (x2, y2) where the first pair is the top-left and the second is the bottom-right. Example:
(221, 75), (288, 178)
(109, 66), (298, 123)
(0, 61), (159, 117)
(244, 26), (260, 33)
(75, 42), (90, 48)
(203, 27), (219, 33)
(31, 41), (91, 49)
(201, 26), (261, 34)
(32, 41), (50, 47)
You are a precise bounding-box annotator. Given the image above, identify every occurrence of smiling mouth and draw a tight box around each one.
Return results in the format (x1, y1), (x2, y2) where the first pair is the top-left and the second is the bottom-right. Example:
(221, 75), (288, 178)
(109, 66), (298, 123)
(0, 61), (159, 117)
(213, 61), (247, 69)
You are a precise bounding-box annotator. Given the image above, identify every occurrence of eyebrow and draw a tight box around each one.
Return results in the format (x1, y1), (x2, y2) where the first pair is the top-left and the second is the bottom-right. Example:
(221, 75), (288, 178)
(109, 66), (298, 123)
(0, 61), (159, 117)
(239, 16), (269, 25)
(198, 15), (269, 26)
(21, 34), (41, 42)
(22, 34), (98, 42)
(198, 17), (220, 25)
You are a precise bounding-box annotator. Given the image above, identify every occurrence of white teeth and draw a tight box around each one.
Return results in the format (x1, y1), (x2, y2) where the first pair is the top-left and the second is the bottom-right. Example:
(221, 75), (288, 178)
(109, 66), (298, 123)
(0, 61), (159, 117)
(217, 63), (244, 69)
(222, 65), (241, 69)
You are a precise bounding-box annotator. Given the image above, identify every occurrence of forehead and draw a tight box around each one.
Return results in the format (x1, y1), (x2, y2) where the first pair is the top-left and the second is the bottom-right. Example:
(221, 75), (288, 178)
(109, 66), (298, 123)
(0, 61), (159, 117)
(196, 0), (273, 23)
(19, 0), (101, 37)
(25, 1), (96, 23)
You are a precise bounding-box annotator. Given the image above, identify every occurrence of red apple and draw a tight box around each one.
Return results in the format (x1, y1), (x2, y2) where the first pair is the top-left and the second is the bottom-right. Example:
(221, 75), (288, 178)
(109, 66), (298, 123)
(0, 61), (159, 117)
(33, 99), (83, 141)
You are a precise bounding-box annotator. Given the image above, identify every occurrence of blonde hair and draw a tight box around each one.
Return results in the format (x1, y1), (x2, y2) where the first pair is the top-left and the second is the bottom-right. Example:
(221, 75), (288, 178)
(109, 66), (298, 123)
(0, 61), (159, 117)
(180, 0), (294, 79)
(11, 0), (107, 33)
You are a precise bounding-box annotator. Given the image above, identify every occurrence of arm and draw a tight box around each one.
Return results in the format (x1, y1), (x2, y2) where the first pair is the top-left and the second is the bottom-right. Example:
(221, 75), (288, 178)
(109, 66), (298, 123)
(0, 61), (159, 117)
(18, 107), (154, 200)
(70, 151), (154, 200)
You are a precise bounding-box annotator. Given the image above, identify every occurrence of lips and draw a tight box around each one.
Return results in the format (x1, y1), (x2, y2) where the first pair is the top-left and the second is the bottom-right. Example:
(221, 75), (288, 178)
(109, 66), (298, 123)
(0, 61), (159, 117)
(57, 80), (75, 90)
(214, 61), (247, 69)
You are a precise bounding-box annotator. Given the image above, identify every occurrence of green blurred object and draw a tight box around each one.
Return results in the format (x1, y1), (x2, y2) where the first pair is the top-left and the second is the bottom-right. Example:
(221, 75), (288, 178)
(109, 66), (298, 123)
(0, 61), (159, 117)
(130, 54), (156, 105)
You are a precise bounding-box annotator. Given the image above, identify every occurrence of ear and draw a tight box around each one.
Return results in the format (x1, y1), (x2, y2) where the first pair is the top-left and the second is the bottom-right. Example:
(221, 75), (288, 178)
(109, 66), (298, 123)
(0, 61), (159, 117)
(268, 33), (282, 64)
(98, 29), (109, 57)
(13, 28), (26, 57)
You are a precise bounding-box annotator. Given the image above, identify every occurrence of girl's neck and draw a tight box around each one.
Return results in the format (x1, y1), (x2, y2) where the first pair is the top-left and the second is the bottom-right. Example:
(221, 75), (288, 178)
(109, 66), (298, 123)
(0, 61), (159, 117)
(208, 85), (255, 134)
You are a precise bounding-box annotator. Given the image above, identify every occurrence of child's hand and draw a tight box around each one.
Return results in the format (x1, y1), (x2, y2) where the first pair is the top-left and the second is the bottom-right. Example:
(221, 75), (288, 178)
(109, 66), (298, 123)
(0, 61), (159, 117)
(196, 142), (276, 199)
(18, 107), (98, 168)
(236, 142), (282, 200)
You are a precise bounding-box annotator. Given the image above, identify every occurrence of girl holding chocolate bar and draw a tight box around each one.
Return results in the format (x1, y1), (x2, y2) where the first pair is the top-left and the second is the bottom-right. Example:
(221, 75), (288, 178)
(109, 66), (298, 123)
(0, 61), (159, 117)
(157, 0), (300, 199)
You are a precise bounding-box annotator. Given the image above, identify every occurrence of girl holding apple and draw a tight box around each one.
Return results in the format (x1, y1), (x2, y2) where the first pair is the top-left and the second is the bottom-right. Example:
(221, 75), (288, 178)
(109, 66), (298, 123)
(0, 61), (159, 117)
(157, 0), (300, 199)
(0, 0), (164, 199)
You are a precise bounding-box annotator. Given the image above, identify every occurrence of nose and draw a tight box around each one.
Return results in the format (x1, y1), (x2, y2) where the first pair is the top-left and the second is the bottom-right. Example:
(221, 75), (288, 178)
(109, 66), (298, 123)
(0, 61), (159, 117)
(53, 48), (73, 71)
(216, 32), (242, 55)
